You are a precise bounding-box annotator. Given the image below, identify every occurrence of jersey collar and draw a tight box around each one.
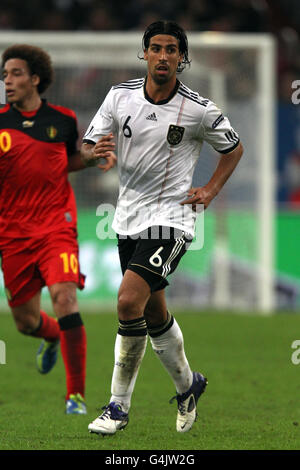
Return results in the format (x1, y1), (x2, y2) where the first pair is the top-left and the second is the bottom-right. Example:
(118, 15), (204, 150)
(143, 78), (180, 105)
(11, 98), (46, 117)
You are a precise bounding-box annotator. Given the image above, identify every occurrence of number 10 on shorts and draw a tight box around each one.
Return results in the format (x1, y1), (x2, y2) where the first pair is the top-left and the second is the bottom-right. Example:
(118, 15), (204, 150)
(60, 252), (78, 274)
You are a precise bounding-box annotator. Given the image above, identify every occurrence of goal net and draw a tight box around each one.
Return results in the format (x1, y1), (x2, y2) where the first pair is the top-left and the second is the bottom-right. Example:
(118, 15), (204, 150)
(0, 31), (276, 313)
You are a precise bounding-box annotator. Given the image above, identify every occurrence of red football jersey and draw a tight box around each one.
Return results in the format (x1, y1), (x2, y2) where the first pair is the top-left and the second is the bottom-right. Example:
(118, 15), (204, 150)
(0, 100), (79, 242)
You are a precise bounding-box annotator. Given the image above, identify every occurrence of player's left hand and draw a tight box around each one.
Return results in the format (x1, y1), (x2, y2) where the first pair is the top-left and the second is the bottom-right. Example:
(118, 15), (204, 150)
(180, 186), (215, 211)
(96, 151), (117, 172)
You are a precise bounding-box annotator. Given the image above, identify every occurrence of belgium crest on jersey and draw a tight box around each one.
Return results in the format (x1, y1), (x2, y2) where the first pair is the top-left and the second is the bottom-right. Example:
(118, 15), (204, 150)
(167, 124), (185, 145)
(46, 126), (58, 139)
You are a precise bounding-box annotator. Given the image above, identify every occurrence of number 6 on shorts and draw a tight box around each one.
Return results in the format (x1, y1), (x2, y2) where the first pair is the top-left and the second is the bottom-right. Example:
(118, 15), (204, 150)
(149, 246), (164, 267)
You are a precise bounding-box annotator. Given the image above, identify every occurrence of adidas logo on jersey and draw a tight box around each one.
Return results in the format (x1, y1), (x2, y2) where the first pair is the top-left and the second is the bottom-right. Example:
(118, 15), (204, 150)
(146, 112), (157, 121)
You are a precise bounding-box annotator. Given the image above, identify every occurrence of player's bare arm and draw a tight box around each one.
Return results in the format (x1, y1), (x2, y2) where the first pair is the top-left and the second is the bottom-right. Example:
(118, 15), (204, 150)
(67, 151), (87, 172)
(80, 133), (116, 171)
(181, 141), (244, 209)
(68, 149), (117, 173)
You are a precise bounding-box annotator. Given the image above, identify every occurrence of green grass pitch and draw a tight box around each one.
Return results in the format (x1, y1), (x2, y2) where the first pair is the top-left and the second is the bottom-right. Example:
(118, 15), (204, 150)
(0, 310), (300, 450)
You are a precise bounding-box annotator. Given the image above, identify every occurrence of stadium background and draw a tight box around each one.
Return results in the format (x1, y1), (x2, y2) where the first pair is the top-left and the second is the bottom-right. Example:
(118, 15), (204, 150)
(0, 0), (299, 313)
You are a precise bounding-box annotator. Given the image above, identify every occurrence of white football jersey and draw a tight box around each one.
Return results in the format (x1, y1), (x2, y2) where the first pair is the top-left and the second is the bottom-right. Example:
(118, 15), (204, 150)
(83, 78), (239, 237)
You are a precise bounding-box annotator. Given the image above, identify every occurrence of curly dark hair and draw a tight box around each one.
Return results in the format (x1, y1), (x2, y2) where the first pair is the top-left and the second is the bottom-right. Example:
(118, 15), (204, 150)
(142, 20), (191, 73)
(2, 44), (54, 94)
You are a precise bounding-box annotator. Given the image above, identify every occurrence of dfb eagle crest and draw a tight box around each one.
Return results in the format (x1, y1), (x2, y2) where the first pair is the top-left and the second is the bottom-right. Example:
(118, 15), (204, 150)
(167, 124), (185, 145)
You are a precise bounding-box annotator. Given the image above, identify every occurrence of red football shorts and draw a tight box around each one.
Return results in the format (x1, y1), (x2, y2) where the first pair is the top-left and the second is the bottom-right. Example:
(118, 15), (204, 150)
(1, 228), (85, 307)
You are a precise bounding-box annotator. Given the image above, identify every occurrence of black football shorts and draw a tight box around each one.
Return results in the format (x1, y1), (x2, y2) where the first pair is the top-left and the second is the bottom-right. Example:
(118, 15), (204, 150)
(117, 226), (192, 292)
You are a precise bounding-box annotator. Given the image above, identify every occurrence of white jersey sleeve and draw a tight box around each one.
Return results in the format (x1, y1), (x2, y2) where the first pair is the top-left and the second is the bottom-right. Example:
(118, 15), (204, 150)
(201, 101), (240, 154)
(83, 88), (116, 144)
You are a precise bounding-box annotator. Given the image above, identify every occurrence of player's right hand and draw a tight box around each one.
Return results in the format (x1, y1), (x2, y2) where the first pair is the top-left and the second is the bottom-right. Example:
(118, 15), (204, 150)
(81, 133), (116, 167)
(92, 133), (116, 160)
(97, 151), (117, 172)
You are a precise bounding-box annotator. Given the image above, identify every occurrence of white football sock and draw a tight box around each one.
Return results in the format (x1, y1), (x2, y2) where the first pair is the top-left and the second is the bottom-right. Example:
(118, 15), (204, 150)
(149, 317), (193, 394)
(110, 333), (147, 412)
